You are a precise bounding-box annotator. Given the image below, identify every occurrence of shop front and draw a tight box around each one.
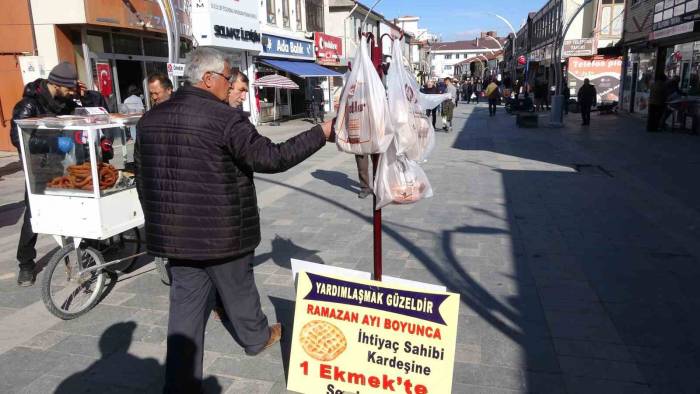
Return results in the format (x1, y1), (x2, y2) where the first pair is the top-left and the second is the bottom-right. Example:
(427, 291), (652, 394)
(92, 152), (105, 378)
(73, 0), (192, 110)
(646, 0), (700, 129)
(191, 0), (261, 122)
(622, 49), (656, 115)
(314, 32), (344, 113)
(255, 33), (341, 123)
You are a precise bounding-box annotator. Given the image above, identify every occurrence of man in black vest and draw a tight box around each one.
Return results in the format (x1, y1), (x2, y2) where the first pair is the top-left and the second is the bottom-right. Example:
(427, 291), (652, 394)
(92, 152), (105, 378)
(135, 48), (333, 393)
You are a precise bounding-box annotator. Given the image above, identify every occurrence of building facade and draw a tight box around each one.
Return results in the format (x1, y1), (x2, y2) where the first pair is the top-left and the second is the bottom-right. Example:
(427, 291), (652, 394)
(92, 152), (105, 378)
(428, 32), (505, 79)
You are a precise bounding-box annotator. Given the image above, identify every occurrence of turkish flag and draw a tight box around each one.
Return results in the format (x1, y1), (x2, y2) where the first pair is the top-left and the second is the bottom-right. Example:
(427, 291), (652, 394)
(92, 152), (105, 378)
(96, 63), (113, 97)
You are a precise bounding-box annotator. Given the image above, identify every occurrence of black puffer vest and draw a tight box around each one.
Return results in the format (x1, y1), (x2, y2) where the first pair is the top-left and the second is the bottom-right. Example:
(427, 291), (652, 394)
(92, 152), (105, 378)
(135, 86), (325, 261)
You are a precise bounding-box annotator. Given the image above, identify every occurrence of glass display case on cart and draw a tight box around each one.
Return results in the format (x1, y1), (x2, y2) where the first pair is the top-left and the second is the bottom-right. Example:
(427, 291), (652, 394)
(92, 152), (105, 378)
(16, 112), (145, 319)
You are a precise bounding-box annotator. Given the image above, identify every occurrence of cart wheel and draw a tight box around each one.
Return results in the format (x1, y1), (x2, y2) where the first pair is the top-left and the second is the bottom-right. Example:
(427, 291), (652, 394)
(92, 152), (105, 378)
(100, 227), (142, 273)
(41, 244), (106, 320)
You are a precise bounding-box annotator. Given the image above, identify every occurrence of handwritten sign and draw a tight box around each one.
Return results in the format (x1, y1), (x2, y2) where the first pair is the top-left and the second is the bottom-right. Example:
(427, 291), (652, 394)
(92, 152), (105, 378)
(287, 271), (459, 394)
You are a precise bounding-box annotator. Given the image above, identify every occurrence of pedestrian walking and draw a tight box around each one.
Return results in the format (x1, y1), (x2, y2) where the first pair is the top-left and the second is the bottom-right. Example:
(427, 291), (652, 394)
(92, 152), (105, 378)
(147, 73), (173, 106)
(461, 80), (469, 102)
(421, 80), (440, 128)
(442, 77), (457, 131)
(474, 78), (482, 104)
(577, 78), (597, 126)
(647, 75), (667, 132)
(466, 80), (474, 104)
(485, 79), (500, 116)
(10, 62), (81, 286)
(135, 48), (334, 393)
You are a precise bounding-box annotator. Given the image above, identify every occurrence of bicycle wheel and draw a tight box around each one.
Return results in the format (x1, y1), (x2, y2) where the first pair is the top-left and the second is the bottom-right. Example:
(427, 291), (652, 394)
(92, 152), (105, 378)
(41, 244), (106, 320)
(99, 227), (142, 273)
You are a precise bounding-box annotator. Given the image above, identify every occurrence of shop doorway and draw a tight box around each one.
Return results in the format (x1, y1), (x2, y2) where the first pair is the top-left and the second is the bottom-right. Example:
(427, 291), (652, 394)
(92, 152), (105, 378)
(115, 60), (144, 107)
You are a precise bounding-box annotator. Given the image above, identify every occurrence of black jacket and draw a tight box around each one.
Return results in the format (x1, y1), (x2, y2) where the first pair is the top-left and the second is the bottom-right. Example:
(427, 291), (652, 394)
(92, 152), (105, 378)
(577, 84), (597, 107)
(10, 79), (74, 149)
(135, 86), (326, 261)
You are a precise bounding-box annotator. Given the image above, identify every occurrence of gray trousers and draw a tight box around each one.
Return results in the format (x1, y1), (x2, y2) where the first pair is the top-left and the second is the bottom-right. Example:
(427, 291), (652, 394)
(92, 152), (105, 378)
(355, 155), (370, 192)
(164, 252), (269, 393)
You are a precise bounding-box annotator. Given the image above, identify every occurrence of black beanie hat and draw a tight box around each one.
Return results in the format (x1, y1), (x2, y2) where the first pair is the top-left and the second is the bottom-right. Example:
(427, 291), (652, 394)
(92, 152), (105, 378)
(48, 62), (78, 88)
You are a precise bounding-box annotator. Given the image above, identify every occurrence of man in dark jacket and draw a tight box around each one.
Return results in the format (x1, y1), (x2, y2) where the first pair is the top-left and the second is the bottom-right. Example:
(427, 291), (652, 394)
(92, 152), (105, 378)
(10, 62), (79, 286)
(135, 48), (333, 393)
(577, 78), (597, 126)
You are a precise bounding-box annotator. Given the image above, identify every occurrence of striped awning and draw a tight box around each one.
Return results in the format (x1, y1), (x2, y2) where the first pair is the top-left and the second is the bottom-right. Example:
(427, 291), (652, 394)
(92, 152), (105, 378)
(253, 74), (299, 89)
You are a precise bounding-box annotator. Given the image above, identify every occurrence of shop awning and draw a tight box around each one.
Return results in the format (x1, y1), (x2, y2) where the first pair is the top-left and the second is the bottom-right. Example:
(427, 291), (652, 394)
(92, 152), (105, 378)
(260, 59), (342, 78)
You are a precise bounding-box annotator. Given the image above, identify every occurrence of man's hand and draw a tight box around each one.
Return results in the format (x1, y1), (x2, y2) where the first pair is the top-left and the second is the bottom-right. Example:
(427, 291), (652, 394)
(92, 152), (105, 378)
(77, 81), (87, 97)
(320, 118), (335, 142)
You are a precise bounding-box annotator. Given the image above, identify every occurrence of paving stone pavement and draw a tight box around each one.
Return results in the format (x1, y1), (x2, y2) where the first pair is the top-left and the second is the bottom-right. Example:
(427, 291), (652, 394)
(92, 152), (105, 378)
(1, 105), (700, 393)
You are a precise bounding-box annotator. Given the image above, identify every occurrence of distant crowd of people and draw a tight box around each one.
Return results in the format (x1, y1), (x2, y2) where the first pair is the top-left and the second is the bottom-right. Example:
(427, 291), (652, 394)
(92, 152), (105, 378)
(420, 75), (599, 127)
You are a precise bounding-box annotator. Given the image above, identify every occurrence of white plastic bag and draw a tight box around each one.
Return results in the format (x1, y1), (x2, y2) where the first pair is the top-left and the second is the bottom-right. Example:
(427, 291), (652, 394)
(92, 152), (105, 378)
(386, 41), (417, 154)
(335, 39), (393, 154)
(404, 113), (435, 162)
(386, 39), (438, 162)
(374, 138), (433, 210)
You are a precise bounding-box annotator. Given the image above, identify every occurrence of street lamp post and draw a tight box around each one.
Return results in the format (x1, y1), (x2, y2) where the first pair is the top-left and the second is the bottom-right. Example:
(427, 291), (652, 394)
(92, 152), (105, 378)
(550, 0), (594, 127)
(489, 13), (518, 85)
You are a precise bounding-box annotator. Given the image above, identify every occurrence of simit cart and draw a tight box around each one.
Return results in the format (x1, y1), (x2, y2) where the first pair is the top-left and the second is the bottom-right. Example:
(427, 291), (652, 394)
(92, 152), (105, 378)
(16, 112), (146, 319)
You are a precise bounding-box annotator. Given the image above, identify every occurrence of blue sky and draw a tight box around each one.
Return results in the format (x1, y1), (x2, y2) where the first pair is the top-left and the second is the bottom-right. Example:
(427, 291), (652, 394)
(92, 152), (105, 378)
(374, 0), (548, 41)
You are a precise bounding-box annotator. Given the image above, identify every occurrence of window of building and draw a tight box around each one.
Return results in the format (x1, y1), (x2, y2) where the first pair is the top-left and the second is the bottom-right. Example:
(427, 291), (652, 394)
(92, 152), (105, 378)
(444, 65), (453, 70)
(282, 0), (290, 28)
(600, 0), (625, 36)
(267, 0), (276, 24)
(445, 54), (452, 59)
(306, 0), (324, 31)
(295, 0), (303, 30)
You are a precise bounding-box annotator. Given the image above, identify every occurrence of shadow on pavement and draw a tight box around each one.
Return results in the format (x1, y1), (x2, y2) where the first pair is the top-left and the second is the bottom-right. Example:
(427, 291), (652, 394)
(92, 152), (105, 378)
(0, 201), (23, 228)
(311, 169), (362, 193)
(256, 170), (536, 387)
(269, 296), (295, 382)
(56, 321), (224, 393)
(454, 103), (700, 391)
(254, 235), (325, 269)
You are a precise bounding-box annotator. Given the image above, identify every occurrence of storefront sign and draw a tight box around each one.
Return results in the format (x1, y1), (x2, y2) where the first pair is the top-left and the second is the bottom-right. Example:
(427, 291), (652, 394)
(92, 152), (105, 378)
(649, 20), (697, 40)
(213, 25), (260, 43)
(96, 63), (113, 97)
(167, 63), (186, 77)
(568, 56), (623, 102)
(261, 34), (314, 60)
(287, 271), (459, 394)
(563, 39), (596, 57)
(315, 32), (343, 65)
(191, 0), (261, 51)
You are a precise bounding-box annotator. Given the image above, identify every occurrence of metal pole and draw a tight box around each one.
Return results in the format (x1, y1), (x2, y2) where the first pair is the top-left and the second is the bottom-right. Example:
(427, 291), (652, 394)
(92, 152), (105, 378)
(489, 13), (517, 87)
(551, 0), (594, 127)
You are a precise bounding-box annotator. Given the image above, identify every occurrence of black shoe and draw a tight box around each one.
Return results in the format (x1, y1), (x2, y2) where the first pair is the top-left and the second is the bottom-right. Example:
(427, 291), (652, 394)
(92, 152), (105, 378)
(17, 268), (35, 287)
(358, 190), (371, 199)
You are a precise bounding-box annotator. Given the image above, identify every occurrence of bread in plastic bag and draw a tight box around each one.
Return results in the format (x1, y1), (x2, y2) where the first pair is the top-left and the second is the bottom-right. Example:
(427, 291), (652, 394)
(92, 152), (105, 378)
(373, 138), (433, 210)
(335, 39), (393, 154)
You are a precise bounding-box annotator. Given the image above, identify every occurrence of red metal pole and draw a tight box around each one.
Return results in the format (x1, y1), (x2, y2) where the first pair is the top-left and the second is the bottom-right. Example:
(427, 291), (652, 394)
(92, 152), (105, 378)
(371, 153), (381, 281)
(363, 30), (383, 281)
